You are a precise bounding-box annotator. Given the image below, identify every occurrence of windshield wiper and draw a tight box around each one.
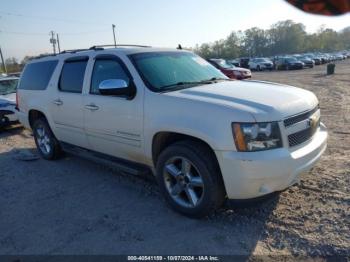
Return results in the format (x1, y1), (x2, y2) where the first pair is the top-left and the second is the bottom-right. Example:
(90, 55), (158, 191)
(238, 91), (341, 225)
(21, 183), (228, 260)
(159, 80), (214, 92)
(159, 77), (232, 92)
(205, 77), (232, 82)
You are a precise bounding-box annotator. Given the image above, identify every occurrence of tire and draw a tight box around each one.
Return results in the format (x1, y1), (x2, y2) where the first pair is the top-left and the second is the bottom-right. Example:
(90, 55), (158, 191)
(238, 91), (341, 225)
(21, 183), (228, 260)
(156, 141), (226, 218)
(257, 65), (261, 71)
(32, 118), (62, 160)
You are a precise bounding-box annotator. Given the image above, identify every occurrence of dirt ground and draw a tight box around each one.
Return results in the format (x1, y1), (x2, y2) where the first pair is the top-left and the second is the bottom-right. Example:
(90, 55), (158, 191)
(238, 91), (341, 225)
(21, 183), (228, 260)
(0, 60), (349, 259)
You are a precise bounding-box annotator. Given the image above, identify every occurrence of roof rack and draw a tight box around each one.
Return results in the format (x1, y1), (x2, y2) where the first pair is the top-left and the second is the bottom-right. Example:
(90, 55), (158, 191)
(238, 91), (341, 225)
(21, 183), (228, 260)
(89, 44), (151, 49)
(60, 48), (92, 54)
(31, 53), (57, 60)
(32, 44), (151, 60)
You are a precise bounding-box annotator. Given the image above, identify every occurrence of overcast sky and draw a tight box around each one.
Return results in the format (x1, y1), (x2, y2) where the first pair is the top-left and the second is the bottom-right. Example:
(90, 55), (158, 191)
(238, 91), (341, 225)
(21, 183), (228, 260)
(1, 0), (349, 60)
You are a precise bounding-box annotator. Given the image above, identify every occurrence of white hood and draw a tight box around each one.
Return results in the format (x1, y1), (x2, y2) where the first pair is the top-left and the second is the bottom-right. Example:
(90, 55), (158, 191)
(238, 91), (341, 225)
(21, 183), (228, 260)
(166, 80), (318, 122)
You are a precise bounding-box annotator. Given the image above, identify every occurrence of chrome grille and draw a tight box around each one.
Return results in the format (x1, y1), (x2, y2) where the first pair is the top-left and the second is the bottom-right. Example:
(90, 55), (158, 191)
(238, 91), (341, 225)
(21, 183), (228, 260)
(284, 106), (319, 127)
(284, 106), (320, 147)
(288, 122), (319, 147)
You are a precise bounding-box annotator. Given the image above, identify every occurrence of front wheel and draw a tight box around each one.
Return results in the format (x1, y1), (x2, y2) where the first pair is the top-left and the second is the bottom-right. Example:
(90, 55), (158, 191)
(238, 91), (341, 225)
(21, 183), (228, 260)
(156, 141), (226, 218)
(33, 118), (62, 160)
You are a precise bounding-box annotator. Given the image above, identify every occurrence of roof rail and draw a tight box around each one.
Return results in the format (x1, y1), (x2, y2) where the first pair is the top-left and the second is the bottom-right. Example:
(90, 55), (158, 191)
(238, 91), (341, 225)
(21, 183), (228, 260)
(60, 48), (92, 54)
(32, 53), (57, 60)
(32, 44), (151, 61)
(89, 44), (151, 49)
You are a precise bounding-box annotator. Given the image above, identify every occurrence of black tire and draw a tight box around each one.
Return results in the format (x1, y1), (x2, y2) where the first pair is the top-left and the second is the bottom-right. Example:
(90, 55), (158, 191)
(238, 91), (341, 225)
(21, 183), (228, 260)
(257, 65), (261, 71)
(32, 118), (62, 160)
(156, 140), (226, 218)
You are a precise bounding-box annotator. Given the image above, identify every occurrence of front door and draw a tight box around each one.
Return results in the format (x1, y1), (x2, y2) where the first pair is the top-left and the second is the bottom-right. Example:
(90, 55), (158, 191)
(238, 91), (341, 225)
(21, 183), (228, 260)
(83, 55), (144, 162)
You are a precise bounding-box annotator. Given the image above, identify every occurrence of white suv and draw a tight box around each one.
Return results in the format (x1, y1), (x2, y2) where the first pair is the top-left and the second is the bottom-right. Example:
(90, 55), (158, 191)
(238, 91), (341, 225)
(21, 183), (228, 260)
(248, 58), (274, 71)
(17, 46), (327, 217)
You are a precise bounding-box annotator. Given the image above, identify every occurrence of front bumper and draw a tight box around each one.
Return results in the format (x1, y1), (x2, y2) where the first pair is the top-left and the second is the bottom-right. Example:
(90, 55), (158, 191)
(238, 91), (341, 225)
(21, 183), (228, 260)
(215, 123), (327, 199)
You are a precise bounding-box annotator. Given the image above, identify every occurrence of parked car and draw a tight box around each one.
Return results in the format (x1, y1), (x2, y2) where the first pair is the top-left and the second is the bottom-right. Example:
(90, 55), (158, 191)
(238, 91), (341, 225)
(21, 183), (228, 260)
(335, 53), (345, 60)
(305, 54), (321, 65)
(275, 57), (304, 70)
(239, 57), (250, 69)
(293, 55), (315, 68)
(17, 46), (327, 217)
(207, 58), (252, 80)
(227, 59), (240, 67)
(248, 58), (274, 71)
(0, 77), (19, 127)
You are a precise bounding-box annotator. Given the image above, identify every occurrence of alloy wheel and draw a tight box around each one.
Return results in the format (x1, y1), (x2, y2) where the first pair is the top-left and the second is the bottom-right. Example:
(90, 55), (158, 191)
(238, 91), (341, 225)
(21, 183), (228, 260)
(35, 125), (51, 155)
(163, 156), (204, 208)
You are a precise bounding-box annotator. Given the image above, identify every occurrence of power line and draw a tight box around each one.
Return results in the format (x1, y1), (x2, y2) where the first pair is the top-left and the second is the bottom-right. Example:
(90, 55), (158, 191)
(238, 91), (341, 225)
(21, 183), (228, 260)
(0, 30), (48, 36)
(0, 30), (110, 36)
(0, 11), (109, 26)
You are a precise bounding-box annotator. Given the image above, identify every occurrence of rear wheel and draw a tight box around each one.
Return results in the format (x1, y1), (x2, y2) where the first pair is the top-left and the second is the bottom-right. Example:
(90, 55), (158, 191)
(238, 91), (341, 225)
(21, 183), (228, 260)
(257, 65), (261, 71)
(156, 141), (226, 218)
(33, 118), (62, 160)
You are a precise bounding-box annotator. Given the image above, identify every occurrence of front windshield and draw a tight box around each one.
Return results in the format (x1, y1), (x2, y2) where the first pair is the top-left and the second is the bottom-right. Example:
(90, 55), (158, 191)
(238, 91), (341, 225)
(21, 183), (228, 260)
(0, 79), (18, 95)
(130, 52), (227, 92)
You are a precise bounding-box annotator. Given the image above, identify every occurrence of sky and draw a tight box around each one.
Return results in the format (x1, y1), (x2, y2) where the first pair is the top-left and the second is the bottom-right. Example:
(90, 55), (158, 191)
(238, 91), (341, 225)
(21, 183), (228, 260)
(1, 0), (349, 60)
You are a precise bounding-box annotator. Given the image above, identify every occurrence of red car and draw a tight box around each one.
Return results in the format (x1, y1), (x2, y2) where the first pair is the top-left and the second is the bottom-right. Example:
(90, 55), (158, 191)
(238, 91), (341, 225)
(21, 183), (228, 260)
(207, 58), (252, 80)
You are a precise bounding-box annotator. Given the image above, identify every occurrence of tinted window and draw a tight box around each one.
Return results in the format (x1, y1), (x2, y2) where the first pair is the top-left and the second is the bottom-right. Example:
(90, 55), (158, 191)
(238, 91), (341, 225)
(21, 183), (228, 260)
(18, 60), (58, 90)
(91, 59), (130, 95)
(59, 60), (87, 93)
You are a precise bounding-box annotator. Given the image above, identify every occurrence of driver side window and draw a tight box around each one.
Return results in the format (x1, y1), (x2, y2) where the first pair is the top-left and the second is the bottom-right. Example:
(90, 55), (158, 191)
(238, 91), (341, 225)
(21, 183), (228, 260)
(90, 59), (130, 95)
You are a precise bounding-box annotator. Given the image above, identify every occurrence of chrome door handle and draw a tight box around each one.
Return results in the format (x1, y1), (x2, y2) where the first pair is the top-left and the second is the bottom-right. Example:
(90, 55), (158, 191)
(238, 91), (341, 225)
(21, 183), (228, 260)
(53, 99), (63, 106)
(85, 104), (99, 111)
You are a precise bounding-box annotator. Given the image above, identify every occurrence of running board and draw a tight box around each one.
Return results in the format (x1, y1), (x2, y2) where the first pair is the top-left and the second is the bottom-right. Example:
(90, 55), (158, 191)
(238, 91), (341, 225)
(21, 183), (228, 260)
(60, 142), (152, 177)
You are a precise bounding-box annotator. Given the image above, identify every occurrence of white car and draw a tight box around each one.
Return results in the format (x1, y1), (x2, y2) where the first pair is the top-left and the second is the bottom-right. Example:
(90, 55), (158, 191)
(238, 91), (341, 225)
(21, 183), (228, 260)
(0, 77), (19, 127)
(17, 46), (327, 217)
(248, 58), (274, 71)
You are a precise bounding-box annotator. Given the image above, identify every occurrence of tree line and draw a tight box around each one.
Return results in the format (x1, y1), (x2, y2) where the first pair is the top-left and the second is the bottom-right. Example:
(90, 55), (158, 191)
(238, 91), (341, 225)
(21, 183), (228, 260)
(193, 20), (350, 59)
(2, 19), (350, 73)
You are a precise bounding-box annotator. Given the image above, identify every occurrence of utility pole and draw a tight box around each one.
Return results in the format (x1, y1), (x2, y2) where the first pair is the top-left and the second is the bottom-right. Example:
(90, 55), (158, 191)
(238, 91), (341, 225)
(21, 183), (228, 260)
(56, 33), (61, 53)
(50, 31), (57, 54)
(112, 24), (116, 47)
(0, 46), (7, 74)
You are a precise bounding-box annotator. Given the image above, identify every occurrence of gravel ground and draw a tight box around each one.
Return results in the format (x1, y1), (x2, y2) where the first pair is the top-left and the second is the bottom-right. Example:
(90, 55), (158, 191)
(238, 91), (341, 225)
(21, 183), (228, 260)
(0, 60), (349, 259)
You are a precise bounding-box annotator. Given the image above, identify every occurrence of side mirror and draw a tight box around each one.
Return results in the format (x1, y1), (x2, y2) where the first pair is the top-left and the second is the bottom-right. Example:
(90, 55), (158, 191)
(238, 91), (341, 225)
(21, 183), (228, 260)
(98, 79), (135, 98)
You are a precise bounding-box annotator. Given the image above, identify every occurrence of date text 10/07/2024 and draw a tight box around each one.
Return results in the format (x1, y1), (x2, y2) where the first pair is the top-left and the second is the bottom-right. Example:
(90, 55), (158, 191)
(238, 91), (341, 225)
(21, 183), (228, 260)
(127, 256), (220, 261)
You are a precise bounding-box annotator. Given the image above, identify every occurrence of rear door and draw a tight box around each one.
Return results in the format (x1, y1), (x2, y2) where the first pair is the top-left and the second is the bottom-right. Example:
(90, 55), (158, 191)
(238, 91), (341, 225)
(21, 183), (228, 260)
(49, 56), (89, 148)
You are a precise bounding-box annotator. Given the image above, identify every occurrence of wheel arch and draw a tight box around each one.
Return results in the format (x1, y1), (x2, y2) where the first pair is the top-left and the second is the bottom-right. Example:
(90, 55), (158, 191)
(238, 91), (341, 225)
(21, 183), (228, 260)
(28, 109), (47, 128)
(151, 131), (220, 169)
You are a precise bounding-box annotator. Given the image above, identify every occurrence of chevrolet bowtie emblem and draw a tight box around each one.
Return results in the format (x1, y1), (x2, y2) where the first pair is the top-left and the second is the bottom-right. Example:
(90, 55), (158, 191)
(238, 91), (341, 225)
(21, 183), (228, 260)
(308, 115), (319, 129)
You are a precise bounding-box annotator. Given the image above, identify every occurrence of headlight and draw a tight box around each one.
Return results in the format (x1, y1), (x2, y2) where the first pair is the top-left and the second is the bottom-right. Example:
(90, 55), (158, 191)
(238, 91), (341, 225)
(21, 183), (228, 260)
(232, 122), (282, 151)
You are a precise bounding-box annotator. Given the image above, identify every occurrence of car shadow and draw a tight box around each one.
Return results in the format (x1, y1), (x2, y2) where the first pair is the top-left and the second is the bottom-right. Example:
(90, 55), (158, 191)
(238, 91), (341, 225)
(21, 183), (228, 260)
(0, 146), (280, 257)
(0, 124), (25, 139)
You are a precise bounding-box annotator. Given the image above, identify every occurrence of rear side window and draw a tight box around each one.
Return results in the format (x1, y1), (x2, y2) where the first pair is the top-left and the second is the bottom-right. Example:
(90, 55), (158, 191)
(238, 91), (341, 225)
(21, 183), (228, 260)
(18, 60), (58, 90)
(59, 59), (88, 93)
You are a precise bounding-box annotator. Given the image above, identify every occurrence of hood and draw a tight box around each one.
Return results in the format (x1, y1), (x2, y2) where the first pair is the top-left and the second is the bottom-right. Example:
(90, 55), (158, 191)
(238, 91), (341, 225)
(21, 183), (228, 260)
(0, 93), (16, 108)
(165, 80), (318, 122)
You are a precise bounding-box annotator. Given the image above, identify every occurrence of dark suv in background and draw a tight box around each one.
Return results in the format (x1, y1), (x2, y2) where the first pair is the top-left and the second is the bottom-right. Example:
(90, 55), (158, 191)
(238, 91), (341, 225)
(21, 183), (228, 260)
(275, 57), (304, 70)
(293, 55), (315, 68)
